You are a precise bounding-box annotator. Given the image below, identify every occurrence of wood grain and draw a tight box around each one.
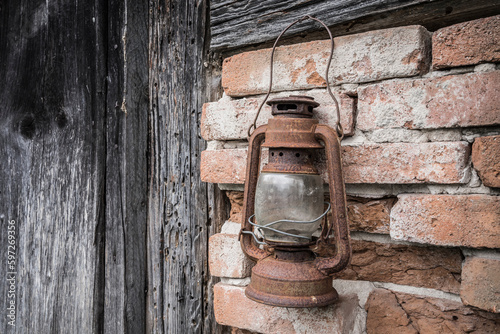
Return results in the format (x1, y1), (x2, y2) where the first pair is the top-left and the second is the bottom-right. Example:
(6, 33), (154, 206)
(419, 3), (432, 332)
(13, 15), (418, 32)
(0, 0), (150, 332)
(104, 1), (149, 333)
(210, 0), (500, 51)
(0, 0), (107, 332)
(147, 0), (221, 333)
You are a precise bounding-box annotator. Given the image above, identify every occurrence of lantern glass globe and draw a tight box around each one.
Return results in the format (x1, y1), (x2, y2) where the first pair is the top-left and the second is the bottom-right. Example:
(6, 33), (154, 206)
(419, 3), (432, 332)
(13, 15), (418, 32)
(254, 172), (324, 244)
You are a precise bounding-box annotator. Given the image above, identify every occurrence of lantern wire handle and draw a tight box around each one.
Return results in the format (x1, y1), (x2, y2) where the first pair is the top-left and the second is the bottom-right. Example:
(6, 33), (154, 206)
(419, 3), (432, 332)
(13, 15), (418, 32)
(247, 15), (343, 139)
(241, 202), (331, 245)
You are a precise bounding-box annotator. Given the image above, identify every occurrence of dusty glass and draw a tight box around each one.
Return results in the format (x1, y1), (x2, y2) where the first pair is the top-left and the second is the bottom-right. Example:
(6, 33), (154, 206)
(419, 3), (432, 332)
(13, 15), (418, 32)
(254, 172), (323, 243)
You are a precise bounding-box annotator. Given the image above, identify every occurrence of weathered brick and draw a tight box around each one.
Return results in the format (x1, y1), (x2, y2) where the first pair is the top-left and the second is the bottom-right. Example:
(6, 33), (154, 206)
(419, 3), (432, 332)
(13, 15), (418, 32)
(340, 142), (470, 184)
(472, 135), (500, 188)
(222, 26), (430, 97)
(209, 233), (253, 278)
(391, 195), (500, 248)
(227, 191), (244, 224)
(365, 289), (500, 334)
(334, 240), (462, 294)
(433, 15), (500, 69)
(358, 71), (500, 130)
(366, 289), (417, 334)
(201, 149), (248, 184)
(201, 142), (470, 185)
(346, 197), (394, 233)
(221, 221), (242, 235)
(201, 90), (355, 140)
(461, 257), (500, 313)
(214, 283), (360, 334)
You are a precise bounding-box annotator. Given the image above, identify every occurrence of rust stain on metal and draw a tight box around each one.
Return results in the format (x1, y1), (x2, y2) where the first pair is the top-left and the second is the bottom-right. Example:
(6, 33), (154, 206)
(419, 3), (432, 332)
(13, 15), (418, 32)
(246, 250), (339, 308)
(240, 95), (351, 308)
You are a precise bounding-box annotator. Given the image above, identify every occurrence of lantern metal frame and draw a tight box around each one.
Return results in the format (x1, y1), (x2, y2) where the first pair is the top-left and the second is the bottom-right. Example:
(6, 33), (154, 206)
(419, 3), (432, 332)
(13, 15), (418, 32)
(238, 16), (352, 308)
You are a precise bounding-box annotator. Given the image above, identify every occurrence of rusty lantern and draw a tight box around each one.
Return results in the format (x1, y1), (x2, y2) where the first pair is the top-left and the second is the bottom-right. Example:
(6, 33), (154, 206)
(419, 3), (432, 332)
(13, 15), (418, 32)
(239, 16), (351, 308)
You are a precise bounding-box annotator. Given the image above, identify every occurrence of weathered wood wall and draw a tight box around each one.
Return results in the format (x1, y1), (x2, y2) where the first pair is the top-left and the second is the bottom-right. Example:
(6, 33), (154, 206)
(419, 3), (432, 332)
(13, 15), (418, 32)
(210, 0), (500, 51)
(0, 0), (223, 333)
(147, 0), (222, 332)
(0, 0), (107, 332)
(104, 1), (149, 333)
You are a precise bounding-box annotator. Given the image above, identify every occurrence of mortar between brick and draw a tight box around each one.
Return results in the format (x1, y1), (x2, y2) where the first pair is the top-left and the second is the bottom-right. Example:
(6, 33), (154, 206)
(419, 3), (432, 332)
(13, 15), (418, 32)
(219, 182), (500, 197)
(461, 248), (500, 261)
(220, 277), (251, 286)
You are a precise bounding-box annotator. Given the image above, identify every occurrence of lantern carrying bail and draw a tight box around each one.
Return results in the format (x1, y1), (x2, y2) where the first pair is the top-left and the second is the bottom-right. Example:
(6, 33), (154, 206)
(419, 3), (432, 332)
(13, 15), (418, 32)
(247, 15), (343, 139)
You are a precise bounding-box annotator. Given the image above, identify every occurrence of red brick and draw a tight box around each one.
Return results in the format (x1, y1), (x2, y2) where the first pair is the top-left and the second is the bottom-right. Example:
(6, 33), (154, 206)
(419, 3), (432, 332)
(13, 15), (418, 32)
(346, 197), (394, 233)
(209, 233), (253, 278)
(391, 195), (500, 248)
(201, 149), (248, 184)
(214, 283), (359, 333)
(201, 90), (355, 140)
(222, 26), (430, 97)
(334, 240), (462, 294)
(433, 15), (500, 69)
(472, 135), (500, 188)
(365, 289), (500, 334)
(201, 142), (470, 184)
(226, 191), (244, 224)
(358, 71), (500, 130)
(461, 257), (500, 313)
(340, 142), (470, 184)
(366, 289), (417, 334)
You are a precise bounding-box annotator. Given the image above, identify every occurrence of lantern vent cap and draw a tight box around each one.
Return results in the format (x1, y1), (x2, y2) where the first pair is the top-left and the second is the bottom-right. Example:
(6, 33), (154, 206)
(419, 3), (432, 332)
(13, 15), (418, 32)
(267, 95), (319, 118)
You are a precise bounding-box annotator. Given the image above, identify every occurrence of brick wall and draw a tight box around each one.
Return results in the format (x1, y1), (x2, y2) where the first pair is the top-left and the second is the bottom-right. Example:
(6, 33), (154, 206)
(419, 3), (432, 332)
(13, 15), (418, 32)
(202, 15), (500, 334)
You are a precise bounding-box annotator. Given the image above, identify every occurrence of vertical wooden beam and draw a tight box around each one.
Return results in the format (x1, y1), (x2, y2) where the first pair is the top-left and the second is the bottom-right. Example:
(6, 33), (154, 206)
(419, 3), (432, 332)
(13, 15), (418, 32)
(1, 0), (218, 332)
(148, 0), (220, 332)
(0, 0), (107, 332)
(104, 0), (149, 333)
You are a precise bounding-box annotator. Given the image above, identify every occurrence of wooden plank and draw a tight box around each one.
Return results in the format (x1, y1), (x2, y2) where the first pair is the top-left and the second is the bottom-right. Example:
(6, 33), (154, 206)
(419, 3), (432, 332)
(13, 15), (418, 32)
(104, 0), (149, 333)
(147, 0), (218, 332)
(210, 0), (432, 49)
(210, 0), (430, 26)
(210, 0), (500, 51)
(0, 0), (107, 332)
